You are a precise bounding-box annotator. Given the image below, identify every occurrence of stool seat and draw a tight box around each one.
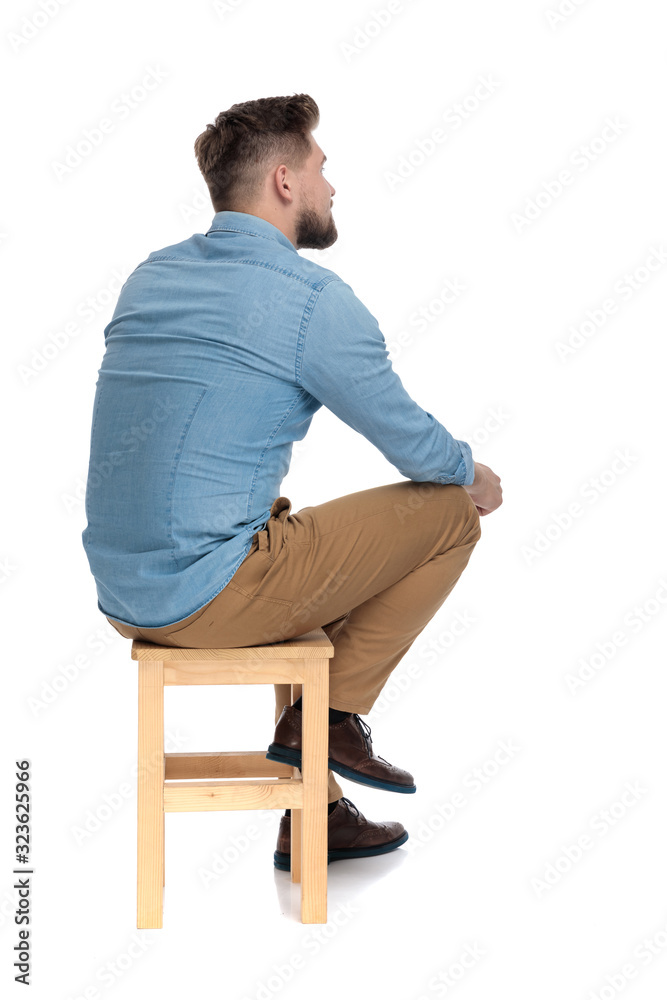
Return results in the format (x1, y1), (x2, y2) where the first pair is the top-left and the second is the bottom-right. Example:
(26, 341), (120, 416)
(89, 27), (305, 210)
(130, 627), (334, 927)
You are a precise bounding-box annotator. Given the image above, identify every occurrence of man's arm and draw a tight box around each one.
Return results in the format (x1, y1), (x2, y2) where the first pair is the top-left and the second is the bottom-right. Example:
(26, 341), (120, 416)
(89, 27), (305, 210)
(298, 277), (474, 486)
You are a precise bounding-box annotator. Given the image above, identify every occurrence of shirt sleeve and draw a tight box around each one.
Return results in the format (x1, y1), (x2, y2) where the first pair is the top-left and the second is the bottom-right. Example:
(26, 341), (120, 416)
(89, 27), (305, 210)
(298, 277), (475, 486)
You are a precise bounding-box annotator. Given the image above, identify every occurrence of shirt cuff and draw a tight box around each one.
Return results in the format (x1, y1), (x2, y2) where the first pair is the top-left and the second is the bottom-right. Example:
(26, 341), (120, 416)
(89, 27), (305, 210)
(458, 440), (475, 486)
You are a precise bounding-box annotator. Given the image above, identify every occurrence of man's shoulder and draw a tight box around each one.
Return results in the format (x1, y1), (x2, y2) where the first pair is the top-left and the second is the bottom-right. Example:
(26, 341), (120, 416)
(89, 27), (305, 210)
(138, 231), (214, 264)
(135, 232), (346, 294)
(287, 253), (344, 292)
(236, 247), (351, 301)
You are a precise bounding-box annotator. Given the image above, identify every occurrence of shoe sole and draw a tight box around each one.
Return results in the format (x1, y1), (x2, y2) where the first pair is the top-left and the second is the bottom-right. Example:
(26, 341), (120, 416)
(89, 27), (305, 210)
(273, 829), (409, 871)
(266, 743), (416, 794)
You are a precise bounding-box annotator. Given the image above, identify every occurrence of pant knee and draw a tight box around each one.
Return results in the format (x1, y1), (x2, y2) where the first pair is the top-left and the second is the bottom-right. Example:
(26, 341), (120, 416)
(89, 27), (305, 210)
(455, 487), (482, 545)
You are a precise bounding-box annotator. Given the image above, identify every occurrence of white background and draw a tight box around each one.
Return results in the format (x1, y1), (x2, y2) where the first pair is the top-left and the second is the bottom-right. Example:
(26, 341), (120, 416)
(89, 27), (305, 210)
(3, 0), (667, 997)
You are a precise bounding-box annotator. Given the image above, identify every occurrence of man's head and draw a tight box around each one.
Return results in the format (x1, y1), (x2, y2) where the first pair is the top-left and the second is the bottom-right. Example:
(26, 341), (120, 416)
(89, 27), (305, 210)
(194, 93), (337, 251)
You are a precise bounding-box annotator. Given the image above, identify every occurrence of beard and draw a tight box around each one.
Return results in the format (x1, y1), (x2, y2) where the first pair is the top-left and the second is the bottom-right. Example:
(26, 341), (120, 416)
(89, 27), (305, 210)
(294, 202), (338, 250)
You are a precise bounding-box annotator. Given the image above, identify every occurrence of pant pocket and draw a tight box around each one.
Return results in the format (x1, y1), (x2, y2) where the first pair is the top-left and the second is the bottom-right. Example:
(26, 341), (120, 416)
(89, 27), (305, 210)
(164, 586), (293, 648)
(264, 496), (292, 561)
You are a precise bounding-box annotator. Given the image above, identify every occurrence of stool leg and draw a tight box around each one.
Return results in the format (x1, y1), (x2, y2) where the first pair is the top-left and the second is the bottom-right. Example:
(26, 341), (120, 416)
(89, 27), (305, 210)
(137, 659), (164, 928)
(300, 659), (328, 924)
(290, 683), (303, 883)
(290, 682), (302, 704)
(290, 765), (302, 883)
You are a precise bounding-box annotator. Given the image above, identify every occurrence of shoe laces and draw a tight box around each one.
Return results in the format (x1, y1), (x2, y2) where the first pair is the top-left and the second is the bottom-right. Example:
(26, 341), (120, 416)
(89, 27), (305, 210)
(339, 796), (359, 817)
(354, 715), (392, 767)
(353, 714), (373, 752)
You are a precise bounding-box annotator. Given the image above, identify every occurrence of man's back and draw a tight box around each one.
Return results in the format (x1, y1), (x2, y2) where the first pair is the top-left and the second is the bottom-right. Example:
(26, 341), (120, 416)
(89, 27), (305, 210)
(82, 211), (473, 629)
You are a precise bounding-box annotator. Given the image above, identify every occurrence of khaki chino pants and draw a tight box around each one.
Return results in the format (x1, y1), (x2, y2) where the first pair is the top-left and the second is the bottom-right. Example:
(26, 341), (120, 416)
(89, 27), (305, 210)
(107, 480), (482, 803)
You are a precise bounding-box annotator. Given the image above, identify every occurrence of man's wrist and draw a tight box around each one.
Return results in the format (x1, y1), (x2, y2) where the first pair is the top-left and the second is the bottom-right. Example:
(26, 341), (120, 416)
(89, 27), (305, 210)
(458, 441), (475, 486)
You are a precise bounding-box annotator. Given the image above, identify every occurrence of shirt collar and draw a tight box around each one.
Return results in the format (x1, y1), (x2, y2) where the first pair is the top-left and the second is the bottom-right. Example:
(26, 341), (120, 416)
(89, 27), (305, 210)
(205, 211), (298, 255)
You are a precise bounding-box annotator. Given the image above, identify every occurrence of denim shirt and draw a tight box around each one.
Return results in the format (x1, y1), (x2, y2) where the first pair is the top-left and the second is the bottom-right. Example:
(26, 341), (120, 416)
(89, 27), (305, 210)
(81, 211), (474, 628)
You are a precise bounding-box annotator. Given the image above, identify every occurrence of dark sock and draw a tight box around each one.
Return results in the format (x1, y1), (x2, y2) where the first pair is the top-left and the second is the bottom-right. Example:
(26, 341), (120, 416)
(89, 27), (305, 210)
(285, 800), (339, 818)
(329, 707), (353, 723)
(291, 695), (350, 725)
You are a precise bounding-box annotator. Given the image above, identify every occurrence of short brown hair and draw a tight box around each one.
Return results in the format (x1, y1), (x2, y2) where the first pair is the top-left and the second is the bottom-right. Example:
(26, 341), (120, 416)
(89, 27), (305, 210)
(194, 93), (320, 213)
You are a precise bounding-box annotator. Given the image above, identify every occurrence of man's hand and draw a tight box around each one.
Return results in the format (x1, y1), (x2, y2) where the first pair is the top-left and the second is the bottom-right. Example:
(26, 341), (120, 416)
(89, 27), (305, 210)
(463, 461), (503, 516)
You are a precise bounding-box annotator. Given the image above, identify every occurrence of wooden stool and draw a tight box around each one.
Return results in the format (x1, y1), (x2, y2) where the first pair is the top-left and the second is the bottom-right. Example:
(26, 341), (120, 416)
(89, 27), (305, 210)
(131, 626), (334, 927)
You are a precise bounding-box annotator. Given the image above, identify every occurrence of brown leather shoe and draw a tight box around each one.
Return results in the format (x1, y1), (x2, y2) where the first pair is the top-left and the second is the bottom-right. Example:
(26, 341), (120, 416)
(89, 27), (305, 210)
(266, 705), (416, 793)
(274, 796), (408, 870)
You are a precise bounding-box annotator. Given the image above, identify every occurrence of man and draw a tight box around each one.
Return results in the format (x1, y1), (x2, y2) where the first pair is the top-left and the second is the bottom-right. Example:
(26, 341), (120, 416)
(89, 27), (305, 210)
(81, 93), (502, 871)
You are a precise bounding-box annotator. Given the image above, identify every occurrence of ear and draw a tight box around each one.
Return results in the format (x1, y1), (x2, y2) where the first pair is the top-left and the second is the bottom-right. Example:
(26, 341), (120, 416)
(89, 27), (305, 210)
(271, 163), (294, 204)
